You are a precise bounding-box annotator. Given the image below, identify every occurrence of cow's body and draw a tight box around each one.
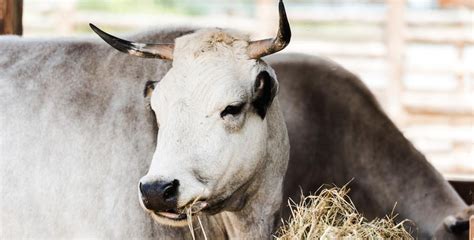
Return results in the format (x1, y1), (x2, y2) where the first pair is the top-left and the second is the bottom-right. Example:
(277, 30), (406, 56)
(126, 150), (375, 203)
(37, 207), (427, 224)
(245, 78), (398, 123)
(271, 54), (468, 239)
(0, 28), (469, 239)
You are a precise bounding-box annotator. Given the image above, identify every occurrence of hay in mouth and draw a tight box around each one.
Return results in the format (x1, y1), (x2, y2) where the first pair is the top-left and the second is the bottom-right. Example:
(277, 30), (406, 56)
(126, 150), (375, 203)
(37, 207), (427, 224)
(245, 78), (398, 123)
(186, 199), (209, 240)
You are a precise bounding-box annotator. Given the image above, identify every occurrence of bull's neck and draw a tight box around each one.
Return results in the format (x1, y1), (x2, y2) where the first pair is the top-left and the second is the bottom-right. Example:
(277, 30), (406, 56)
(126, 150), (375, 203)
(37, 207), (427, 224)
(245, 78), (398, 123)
(216, 99), (290, 239)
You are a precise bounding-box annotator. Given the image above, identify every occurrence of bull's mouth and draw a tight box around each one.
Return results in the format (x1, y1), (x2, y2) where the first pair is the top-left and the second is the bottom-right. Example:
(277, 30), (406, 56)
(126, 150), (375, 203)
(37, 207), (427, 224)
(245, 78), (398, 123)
(150, 192), (243, 226)
(150, 200), (209, 226)
(154, 209), (187, 221)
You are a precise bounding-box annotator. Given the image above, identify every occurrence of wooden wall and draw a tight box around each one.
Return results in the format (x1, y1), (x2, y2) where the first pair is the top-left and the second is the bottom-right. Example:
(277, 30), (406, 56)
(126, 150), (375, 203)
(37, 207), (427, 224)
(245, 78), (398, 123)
(0, 0), (23, 35)
(439, 0), (474, 8)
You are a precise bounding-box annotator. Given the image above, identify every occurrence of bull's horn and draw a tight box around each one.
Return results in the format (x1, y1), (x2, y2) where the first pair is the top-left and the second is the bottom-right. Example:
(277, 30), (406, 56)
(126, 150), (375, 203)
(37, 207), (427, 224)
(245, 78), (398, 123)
(89, 23), (174, 60)
(247, 0), (291, 59)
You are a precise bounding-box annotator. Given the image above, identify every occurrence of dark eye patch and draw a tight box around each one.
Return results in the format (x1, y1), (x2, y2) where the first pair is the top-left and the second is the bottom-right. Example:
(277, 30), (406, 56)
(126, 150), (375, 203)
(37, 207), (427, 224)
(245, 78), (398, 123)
(220, 103), (245, 118)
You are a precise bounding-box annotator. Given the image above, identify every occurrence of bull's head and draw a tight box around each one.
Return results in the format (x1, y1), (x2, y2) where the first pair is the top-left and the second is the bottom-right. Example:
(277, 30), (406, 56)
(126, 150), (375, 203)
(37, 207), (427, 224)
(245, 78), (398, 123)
(91, 0), (291, 227)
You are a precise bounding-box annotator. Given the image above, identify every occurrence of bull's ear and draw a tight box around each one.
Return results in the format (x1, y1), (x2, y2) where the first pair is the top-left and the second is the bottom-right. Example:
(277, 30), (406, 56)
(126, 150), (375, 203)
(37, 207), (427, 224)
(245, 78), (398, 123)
(252, 71), (278, 119)
(144, 80), (158, 98)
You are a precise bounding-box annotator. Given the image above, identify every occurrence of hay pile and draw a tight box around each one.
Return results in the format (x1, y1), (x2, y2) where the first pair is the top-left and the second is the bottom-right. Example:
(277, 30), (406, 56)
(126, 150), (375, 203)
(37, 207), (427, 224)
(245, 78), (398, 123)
(276, 186), (414, 240)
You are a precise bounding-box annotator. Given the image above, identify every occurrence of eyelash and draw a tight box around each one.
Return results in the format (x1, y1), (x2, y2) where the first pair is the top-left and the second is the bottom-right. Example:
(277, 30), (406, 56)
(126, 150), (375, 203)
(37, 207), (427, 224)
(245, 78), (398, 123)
(220, 103), (245, 118)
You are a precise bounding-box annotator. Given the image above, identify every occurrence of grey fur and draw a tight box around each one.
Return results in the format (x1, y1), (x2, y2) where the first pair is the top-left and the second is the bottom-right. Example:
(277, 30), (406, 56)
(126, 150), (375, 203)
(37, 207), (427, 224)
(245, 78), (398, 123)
(0, 28), (471, 239)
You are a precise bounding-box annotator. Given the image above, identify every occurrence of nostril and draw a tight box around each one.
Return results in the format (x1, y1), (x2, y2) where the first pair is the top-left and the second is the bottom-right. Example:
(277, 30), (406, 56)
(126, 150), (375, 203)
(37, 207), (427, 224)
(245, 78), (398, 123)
(162, 179), (179, 200)
(172, 179), (179, 187)
(163, 186), (172, 199)
(139, 182), (145, 195)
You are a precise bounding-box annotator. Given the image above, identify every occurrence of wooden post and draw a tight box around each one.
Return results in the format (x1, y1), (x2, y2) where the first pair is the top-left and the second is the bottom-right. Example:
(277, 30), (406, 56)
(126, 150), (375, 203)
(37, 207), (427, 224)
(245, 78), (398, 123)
(0, 0), (5, 33)
(470, 215), (473, 240)
(255, 0), (276, 38)
(0, 0), (22, 35)
(57, 0), (76, 35)
(455, 41), (468, 95)
(385, 0), (405, 124)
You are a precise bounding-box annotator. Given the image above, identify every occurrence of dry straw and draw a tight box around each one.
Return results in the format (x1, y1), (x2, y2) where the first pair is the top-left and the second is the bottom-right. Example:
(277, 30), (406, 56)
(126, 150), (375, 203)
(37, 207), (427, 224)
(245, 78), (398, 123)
(275, 186), (414, 240)
(186, 197), (208, 240)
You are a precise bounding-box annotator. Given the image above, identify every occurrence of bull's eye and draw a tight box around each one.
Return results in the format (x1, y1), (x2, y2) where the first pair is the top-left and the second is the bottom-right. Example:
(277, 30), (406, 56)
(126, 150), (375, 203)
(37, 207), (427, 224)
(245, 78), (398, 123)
(220, 103), (245, 118)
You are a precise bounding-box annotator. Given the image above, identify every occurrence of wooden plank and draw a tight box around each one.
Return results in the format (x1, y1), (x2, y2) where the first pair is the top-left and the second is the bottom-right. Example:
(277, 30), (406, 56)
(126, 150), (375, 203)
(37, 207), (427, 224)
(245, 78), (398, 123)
(385, 0), (406, 122)
(402, 92), (473, 116)
(439, 0), (474, 9)
(408, 34), (474, 45)
(0, 0), (4, 33)
(470, 215), (473, 240)
(288, 10), (471, 26)
(255, 0), (276, 38)
(0, 0), (22, 35)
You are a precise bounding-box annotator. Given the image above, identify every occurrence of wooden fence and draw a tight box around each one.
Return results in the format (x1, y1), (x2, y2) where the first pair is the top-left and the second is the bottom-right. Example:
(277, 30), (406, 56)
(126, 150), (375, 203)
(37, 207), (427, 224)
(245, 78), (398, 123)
(282, 1), (473, 122)
(0, 0), (22, 35)
(282, 1), (473, 179)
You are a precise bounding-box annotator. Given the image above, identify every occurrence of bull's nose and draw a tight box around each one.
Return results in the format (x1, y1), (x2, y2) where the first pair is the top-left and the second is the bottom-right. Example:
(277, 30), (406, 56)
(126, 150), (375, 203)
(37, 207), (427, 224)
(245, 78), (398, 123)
(139, 179), (180, 212)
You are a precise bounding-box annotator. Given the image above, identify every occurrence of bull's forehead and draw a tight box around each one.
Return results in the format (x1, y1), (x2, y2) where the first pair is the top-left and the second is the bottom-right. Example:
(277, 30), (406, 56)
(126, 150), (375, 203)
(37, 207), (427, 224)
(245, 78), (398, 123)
(153, 29), (264, 113)
(173, 28), (251, 64)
